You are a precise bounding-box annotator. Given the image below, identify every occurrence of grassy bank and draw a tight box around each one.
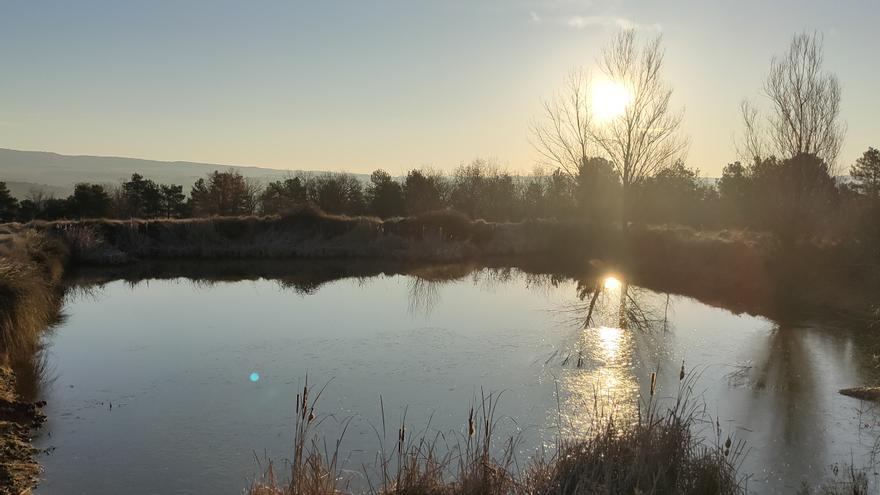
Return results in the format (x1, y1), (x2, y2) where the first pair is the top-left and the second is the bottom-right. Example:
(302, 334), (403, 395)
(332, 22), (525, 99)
(0, 226), (68, 494)
(7, 207), (879, 325)
(25, 208), (598, 263)
(18, 208), (876, 322)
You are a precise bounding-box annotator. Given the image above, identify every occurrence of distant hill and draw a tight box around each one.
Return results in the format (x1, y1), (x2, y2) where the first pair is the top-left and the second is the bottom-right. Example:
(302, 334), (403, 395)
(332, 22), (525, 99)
(0, 148), (368, 197)
(3, 181), (70, 199)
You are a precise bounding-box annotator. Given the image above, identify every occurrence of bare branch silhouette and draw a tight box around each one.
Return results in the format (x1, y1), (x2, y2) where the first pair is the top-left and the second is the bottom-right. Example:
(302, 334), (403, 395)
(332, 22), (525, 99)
(741, 32), (846, 170)
(530, 69), (593, 179)
(591, 31), (688, 219)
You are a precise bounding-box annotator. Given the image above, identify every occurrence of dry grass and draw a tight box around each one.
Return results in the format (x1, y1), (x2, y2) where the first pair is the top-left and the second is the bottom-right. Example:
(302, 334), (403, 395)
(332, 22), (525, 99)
(9, 209), (877, 325)
(13, 209), (874, 321)
(19, 209), (617, 264)
(248, 374), (746, 495)
(0, 229), (68, 362)
(797, 467), (869, 495)
(527, 376), (746, 495)
(0, 228), (64, 495)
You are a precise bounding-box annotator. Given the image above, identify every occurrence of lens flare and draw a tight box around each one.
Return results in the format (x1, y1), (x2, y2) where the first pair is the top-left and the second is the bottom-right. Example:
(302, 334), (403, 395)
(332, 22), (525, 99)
(249, 372), (260, 382)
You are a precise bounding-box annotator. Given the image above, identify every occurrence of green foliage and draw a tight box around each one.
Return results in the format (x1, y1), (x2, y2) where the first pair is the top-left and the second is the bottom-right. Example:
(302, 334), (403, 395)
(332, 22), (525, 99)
(365, 169), (405, 218)
(403, 169), (445, 215)
(448, 159), (521, 221)
(751, 154), (837, 241)
(851, 147), (880, 198)
(260, 177), (308, 215)
(576, 157), (620, 224)
(522, 169), (577, 220)
(122, 173), (163, 218)
(307, 173), (364, 215)
(635, 161), (718, 227)
(715, 153), (840, 241)
(0, 182), (18, 223)
(68, 183), (111, 219)
(159, 184), (188, 218)
(189, 170), (259, 217)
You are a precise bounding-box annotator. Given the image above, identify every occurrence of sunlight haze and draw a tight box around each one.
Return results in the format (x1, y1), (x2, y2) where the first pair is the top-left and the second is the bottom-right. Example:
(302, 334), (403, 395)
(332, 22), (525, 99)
(1, 0), (878, 175)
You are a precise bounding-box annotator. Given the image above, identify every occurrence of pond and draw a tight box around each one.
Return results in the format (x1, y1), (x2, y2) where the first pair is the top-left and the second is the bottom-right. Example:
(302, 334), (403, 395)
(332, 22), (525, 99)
(24, 264), (880, 494)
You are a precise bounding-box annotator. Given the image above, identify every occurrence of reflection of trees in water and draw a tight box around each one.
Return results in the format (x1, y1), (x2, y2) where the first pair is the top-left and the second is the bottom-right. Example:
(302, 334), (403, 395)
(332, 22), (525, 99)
(709, 313), (880, 491)
(573, 278), (669, 333)
(407, 277), (442, 317)
(553, 276), (675, 438)
(406, 267), (575, 317)
(735, 324), (829, 484)
(522, 272), (568, 295)
(741, 322), (880, 478)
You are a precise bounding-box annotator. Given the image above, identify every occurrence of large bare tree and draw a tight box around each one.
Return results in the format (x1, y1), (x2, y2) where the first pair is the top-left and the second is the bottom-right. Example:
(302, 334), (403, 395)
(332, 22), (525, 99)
(739, 32), (845, 168)
(591, 31), (687, 201)
(532, 31), (687, 222)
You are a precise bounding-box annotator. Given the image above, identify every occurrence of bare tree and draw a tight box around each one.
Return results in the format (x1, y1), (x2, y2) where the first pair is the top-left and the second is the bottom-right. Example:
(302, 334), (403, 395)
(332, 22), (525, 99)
(739, 32), (845, 168)
(590, 31), (687, 218)
(736, 100), (765, 163)
(532, 31), (686, 223)
(530, 69), (592, 178)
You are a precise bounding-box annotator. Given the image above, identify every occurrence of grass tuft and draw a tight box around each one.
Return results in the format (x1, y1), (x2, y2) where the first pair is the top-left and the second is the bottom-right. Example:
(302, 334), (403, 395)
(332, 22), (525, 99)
(248, 374), (746, 495)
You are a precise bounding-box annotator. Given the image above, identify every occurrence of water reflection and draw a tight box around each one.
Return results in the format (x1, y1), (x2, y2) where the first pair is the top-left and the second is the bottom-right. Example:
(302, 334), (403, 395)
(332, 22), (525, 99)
(598, 326), (623, 359)
(10, 260), (880, 493)
(555, 323), (639, 437)
(407, 277), (442, 317)
(603, 275), (622, 290)
(553, 275), (651, 437)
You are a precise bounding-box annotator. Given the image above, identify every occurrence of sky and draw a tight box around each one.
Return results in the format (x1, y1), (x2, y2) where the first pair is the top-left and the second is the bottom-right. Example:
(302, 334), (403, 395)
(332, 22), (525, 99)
(1, 0), (878, 176)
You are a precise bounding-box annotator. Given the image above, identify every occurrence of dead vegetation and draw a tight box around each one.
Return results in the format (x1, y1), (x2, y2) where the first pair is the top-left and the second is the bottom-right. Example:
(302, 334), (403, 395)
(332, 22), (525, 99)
(0, 225), (66, 495)
(249, 374), (746, 495)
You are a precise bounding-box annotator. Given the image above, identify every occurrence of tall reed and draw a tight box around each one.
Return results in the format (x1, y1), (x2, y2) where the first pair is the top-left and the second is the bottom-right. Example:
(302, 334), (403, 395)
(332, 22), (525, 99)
(248, 373), (746, 495)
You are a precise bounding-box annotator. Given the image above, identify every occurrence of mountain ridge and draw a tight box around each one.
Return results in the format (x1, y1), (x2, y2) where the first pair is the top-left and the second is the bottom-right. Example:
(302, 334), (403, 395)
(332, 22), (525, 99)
(0, 148), (368, 195)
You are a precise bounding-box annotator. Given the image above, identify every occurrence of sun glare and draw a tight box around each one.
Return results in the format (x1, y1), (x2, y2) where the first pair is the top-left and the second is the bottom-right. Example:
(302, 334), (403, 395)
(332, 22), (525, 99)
(603, 276), (622, 290)
(592, 80), (632, 122)
(597, 326), (623, 359)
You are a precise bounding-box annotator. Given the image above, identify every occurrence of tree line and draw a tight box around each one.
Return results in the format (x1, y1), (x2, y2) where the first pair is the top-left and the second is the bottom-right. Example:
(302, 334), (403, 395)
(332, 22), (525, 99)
(0, 30), (876, 251)
(0, 147), (878, 235)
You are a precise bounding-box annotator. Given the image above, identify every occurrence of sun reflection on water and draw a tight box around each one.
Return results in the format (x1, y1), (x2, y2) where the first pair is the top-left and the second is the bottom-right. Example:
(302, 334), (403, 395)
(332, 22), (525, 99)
(554, 314), (639, 438)
(603, 275), (622, 290)
(597, 326), (622, 359)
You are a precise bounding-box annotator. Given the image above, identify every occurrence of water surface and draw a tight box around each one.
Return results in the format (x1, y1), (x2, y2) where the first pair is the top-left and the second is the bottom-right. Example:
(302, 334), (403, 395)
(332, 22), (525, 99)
(29, 267), (880, 494)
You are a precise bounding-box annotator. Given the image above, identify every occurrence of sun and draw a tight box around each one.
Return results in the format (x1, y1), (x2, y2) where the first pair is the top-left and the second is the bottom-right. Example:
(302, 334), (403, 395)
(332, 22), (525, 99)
(591, 79), (632, 122)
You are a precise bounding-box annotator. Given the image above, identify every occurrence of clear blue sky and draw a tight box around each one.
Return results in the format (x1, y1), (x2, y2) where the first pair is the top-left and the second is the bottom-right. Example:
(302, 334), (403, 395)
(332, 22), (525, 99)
(1, 0), (877, 175)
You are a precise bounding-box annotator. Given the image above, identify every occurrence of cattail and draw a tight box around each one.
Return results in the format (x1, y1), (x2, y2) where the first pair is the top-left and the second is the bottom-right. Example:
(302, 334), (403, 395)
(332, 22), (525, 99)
(308, 409), (315, 422)
(576, 351), (583, 368)
(650, 372), (657, 396)
(301, 386), (309, 420)
(398, 425), (406, 453)
(468, 407), (475, 437)
(679, 361), (685, 381)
